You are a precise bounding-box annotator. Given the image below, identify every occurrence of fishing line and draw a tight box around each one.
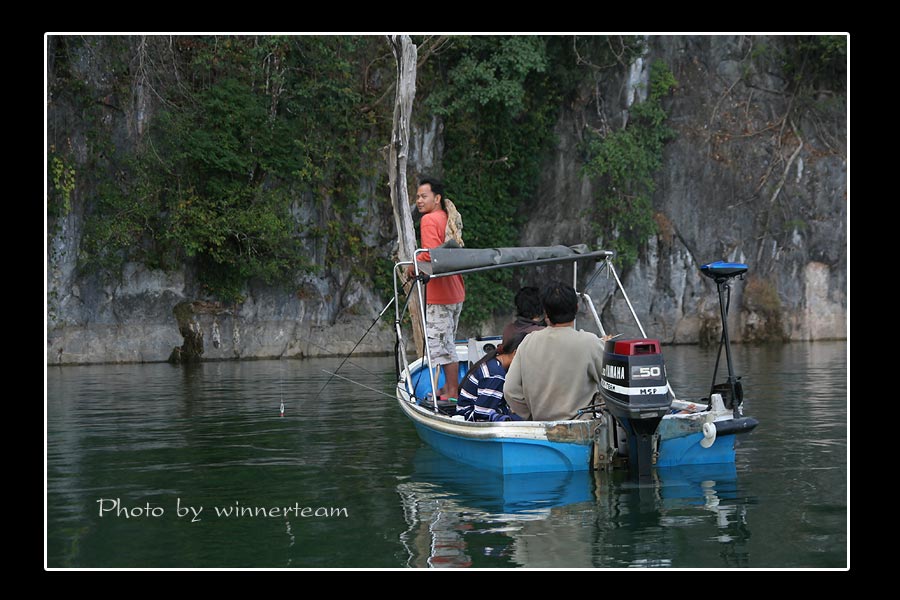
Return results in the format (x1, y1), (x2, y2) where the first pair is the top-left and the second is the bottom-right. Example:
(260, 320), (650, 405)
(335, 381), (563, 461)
(312, 297), (395, 402)
(301, 337), (384, 379)
(279, 359), (285, 417)
(321, 369), (397, 400)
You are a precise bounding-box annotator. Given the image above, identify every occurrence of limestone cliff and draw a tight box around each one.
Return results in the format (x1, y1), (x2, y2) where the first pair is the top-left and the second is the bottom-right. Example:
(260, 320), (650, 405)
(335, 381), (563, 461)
(46, 35), (847, 364)
(521, 35), (846, 344)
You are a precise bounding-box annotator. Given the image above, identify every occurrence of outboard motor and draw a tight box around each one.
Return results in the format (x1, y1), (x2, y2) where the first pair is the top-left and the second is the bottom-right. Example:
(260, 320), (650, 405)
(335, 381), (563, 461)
(600, 339), (672, 478)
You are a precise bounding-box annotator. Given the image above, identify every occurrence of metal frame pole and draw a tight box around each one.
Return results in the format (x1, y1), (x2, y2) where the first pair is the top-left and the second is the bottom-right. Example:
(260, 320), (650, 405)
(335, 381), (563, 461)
(393, 263), (414, 394)
(413, 249), (439, 412)
(716, 280), (741, 418)
(608, 261), (647, 339)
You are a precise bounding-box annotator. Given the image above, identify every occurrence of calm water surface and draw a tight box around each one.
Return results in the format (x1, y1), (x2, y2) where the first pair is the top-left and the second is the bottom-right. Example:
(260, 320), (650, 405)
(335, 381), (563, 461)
(46, 342), (847, 569)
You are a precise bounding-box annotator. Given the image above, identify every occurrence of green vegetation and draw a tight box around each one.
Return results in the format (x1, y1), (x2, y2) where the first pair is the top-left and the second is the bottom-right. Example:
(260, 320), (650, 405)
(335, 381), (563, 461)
(48, 35), (679, 325)
(48, 151), (76, 218)
(781, 35), (847, 146)
(748, 35), (846, 132)
(420, 36), (559, 325)
(415, 36), (665, 325)
(53, 36), (391, 301)
(583, 60), (677, 267)
(781, 35), (846, 94)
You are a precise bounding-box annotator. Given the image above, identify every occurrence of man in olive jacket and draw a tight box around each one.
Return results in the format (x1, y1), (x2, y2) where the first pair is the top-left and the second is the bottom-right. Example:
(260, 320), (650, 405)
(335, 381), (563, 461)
(504, 281), (603, 421)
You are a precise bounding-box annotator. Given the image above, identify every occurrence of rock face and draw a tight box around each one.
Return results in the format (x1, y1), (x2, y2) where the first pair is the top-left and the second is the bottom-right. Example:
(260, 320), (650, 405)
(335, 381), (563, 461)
(49, 262), (396, 365)
(163, 279), (395, 364)
(46, 35), (846, 364)
(47, 259), (187, 364)
(521, 35), (846, 344)
(46, 36), (399, 365)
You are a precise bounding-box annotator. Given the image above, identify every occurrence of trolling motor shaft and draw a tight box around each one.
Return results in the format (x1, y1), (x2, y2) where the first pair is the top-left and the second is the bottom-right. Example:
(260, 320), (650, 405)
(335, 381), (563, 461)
(700, 261), (748, 420)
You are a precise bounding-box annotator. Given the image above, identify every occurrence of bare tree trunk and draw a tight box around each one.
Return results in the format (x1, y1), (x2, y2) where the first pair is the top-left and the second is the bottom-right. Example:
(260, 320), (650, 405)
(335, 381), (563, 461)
(387, 35), (425, 355)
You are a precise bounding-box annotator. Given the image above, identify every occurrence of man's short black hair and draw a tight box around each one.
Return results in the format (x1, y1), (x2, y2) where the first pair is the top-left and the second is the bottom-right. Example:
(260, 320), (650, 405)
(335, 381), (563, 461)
(515, 286), (544, 319)
(418, 177), (445, 202)
(540, 281), (578, 324)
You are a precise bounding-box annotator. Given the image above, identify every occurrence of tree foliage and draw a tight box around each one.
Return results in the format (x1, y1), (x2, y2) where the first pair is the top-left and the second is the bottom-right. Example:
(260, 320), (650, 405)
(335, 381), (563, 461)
(49, 35), (681, 323)
(584, 60), (678, 267)
(62, 35), (389, 301)
(781, 35), (847, 94)
(420, 36), (559, 326)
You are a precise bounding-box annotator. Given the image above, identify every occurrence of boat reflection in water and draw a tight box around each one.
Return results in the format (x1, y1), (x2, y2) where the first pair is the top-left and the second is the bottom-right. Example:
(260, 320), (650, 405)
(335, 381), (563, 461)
(397, 447), (594, 568)
(397, 448), (750, 568)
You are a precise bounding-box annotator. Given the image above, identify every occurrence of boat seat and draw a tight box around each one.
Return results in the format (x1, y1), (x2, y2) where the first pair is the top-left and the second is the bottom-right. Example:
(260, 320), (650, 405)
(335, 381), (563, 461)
(467, 337), (501, 367)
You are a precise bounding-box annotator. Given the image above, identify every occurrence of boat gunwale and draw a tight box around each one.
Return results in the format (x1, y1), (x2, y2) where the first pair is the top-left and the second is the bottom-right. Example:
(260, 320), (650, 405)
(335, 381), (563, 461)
(398, 329), (732, 432)
(396, 392), (597, 443)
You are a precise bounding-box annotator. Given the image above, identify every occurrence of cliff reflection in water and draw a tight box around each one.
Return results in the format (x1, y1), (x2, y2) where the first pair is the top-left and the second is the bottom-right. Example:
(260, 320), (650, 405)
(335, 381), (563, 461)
(397, 448), (750, 568)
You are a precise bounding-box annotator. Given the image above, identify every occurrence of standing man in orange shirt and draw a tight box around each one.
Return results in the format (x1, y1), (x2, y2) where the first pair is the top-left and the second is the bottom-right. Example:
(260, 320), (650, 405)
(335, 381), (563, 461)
(413, 178), (465, 400)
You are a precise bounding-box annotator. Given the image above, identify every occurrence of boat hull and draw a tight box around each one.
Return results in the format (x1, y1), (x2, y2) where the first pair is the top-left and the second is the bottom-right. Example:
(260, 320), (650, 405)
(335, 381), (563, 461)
(657, 432), (737, 466)
(397, 395), (594, 475)
(397, 348), (753, 473)
(410, 421), (592, 474)
(655, 411), (746, 466)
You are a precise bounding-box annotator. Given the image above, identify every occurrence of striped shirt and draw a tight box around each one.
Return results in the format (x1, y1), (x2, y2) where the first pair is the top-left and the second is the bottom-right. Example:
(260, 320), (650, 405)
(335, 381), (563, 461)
(456, 358), (511, 421)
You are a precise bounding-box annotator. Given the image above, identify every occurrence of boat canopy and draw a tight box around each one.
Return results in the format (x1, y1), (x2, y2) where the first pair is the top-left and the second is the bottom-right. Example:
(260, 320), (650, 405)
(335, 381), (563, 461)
(424, 244), (614, 278)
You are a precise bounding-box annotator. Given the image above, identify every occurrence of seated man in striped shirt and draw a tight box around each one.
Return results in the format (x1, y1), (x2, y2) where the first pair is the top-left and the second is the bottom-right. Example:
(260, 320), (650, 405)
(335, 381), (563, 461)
(455, 331), (527, 422)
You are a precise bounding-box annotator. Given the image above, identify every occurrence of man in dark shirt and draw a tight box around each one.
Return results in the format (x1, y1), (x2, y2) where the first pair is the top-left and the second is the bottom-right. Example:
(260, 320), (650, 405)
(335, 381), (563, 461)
(501, 286), (546, 341)
(505, 282), (604, 421)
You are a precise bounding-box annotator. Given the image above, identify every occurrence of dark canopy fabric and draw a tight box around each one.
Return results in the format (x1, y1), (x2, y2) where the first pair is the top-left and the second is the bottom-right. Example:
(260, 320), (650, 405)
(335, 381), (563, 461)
(424, 244), (613, 277)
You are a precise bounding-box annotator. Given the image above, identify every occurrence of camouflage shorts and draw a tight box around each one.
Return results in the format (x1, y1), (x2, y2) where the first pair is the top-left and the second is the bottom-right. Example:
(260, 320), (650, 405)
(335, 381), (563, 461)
(425, 302), (463, 365)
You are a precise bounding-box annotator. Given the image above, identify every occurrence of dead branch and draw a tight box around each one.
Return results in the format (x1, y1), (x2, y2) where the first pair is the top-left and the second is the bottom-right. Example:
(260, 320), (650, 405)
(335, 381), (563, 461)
(709, 76), (742, 128)
(755, 118), (803, 266)
(769, 119), (804, 208)
(417, 35), (452, 68)
(364, 50), (393, 95)
(572, 35), (620, 71)
(607, 35), (634, 69)
(737, 119), (783, 140)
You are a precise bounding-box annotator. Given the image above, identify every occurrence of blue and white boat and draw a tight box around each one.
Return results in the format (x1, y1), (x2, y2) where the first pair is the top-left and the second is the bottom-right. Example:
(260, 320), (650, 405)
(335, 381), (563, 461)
(392, 245), (758, 476)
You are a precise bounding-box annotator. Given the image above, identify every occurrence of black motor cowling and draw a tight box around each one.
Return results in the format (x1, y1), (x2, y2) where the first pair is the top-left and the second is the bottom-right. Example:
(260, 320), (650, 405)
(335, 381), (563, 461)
(600, 338), (672, 478)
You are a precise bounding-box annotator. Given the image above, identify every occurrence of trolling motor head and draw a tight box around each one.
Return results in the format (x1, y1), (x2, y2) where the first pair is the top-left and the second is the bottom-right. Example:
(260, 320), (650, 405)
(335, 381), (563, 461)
(700, 261), (748, 284)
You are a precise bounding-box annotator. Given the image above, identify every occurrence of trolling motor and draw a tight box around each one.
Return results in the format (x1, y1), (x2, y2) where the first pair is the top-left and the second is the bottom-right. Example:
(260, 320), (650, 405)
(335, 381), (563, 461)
(700, 261), (749, 419)
(600, 338), (672, 479)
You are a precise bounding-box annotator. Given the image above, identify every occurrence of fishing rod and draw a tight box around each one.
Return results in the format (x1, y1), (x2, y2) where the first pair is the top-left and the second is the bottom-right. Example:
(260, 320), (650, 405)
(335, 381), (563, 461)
(582, 257), (611, 294)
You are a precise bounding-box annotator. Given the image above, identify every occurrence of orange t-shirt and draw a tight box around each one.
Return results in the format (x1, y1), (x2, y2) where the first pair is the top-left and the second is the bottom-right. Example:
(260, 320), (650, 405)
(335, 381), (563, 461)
(418, 209), (465, 305)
